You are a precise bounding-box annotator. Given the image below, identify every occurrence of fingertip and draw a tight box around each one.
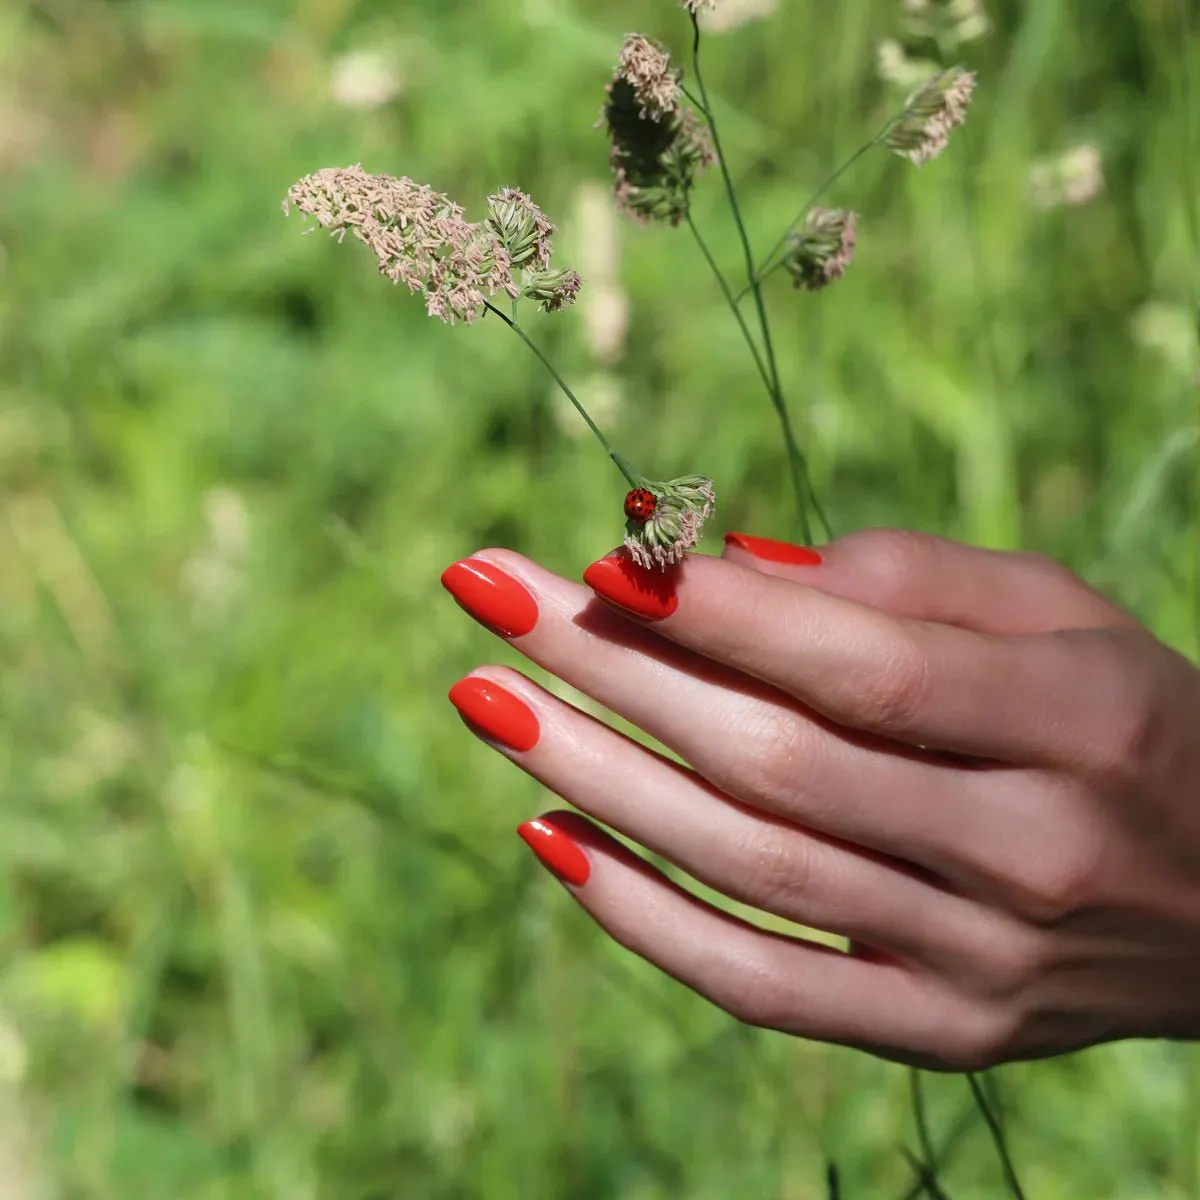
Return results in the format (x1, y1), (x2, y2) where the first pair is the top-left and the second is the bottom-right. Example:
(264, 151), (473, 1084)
(517, 811), (593, 886)
(582, 549), (680, 620)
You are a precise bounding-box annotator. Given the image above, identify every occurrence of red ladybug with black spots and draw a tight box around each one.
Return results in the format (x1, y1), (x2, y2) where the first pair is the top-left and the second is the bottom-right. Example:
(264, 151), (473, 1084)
(623, 487), (657, 524)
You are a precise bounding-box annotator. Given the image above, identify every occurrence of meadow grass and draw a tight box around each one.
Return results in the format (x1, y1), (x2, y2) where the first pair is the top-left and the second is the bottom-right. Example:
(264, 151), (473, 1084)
(0, 0), (1198, 1195)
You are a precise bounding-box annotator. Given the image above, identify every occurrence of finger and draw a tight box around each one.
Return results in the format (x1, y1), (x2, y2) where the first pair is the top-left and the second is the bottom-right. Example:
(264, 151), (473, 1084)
(582, 548), (1140, 765)
(515, 809), (981, 1069)
(441, 553), (1071, 898)
(723, 528), (1133, 635)
(452, 665), (1000, 973)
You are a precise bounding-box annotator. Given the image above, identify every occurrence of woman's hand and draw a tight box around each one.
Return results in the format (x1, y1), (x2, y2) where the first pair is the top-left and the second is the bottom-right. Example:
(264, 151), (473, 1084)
(440, 529), (1200, 1070)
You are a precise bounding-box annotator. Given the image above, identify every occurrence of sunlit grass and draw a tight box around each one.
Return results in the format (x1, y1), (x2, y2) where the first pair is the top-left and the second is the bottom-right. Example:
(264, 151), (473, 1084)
(0, 0), (1196, 1195)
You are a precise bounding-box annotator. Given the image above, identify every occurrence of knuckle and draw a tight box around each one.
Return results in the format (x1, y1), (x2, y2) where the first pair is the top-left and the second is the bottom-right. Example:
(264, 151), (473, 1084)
(1005, 832), (1107, 925)
(936, 1007), (1018, 1073)
(730, 823), (816, 914)
(733, 705), (818, 811)
(1075, 633), (1163, 784)
(1010, 549), (1078, 588)
(854, 630), (931, 734)
(835, 528), (928, 606)
(978, 929), (1051, 998)
(715, 951), (793, 1030)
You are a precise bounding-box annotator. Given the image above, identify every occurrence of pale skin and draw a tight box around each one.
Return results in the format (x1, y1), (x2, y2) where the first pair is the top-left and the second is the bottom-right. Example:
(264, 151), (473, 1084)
(447, 529), (1200, 1071)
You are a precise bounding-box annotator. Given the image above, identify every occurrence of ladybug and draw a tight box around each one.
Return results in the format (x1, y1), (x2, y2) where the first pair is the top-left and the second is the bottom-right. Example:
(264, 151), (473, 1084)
(624, 487), (657, 523)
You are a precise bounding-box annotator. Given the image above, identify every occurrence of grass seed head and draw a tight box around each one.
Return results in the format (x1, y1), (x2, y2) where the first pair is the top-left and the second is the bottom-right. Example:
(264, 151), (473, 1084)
(884, 66), (977, 166)
(781, 208), (859, 291)
(623, 474), (717, 569)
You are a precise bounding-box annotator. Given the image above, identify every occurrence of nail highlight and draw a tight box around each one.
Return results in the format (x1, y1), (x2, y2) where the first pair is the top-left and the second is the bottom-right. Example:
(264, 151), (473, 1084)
(517, 818), (591, 886)
(441, 558), (539, 637)
(448, 676), (541, 752)
(723, 533), (823, 566)
(582, 550), (679, 620)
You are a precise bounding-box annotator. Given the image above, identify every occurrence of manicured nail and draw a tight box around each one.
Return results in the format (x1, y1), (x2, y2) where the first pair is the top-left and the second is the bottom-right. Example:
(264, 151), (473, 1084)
(448, 676), (540, 751)
(582, 550), (679, 620)
(517, 817), (591, 886)
(441, 558), (538, 637)
(723, 533), (823, 566)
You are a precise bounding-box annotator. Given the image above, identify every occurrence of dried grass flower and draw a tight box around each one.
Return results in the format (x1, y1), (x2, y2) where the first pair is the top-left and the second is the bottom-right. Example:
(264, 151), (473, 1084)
(623, 474), (717, 569)
(781, 208), (858, 291)
(285, 165), (516, 324)
(885, 66), (976, 166)
(285, 166), (583, 323)
(602, 35), (714, 226)
(616, 34), (679, 121)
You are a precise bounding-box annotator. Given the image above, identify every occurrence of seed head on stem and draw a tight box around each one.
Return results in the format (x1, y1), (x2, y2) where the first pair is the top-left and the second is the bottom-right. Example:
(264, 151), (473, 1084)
(601, 34), (713, 227)
(884, 67), (977, 166)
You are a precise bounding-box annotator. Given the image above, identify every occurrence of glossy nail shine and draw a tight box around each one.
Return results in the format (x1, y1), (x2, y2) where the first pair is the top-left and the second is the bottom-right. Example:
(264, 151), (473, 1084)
(517, 818), (591, 886)
(448, 676), (541, 752)
(441, 557), (539, 637)
(583, 550), (679, 620)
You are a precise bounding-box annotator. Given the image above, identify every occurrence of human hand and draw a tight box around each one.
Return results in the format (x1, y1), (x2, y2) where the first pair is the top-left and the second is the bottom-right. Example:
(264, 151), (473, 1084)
(441, 529), (1200, 1070)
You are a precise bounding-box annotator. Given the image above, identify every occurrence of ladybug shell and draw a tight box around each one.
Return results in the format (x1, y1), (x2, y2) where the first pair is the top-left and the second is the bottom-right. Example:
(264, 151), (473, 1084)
(623, 488), (657, 523)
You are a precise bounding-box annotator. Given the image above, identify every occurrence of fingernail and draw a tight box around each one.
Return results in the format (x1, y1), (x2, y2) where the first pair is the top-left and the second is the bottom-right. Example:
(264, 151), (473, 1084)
(723, 533), (823, 566)
(582, 550), (679, 620)
(517, 817), (591, 886)
(441, 558), (538, 638)
(448, 676), (540, 752)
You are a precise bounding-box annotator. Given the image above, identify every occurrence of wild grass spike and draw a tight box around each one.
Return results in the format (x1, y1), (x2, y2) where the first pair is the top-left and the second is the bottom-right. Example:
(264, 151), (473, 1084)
(885, 66), (977, 166)
(602, 34), (714, 226)
(781, 208), (859, 291)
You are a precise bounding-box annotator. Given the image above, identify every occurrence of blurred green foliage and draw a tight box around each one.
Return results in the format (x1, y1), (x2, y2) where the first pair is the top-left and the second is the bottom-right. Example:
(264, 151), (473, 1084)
(0, 0), (1198, 1195)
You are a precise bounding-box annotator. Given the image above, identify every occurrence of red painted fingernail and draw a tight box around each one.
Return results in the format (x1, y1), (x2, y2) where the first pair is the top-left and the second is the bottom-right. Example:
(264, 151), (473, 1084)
(517, 817), (591, 886)
(448, 676), (540, 752)
(441, 558), (538, 637)
(582, 550), (679, 620)
(723, 533), (823, 566)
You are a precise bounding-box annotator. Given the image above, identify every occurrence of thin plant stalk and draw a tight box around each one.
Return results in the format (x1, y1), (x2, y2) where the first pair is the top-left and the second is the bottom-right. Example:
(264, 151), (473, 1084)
(688, 14), (826, 543)
(685, 212), (774, 400)
(909, 1068), (952, 1198)
(484, 300), (641, 488)
(898, 1148), (952, 1200)
(894, 1101), (978, 1200)
(966, 1073), (1027, 1200)
(750, 121), (896, 291)
(1175, 0), (1200, 665)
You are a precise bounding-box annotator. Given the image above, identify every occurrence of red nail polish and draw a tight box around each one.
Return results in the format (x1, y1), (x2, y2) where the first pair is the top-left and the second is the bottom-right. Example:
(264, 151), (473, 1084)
(448, 677), (540, 752)
(517, 817), (591, 886)
(582, 550), (679, 620)
(441, 558), (538, 637)
(723, 533), (823, 566)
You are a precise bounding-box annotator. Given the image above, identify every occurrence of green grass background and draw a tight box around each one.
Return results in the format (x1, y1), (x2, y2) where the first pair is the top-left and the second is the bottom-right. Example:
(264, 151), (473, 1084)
(1, 0), (1198, 1195)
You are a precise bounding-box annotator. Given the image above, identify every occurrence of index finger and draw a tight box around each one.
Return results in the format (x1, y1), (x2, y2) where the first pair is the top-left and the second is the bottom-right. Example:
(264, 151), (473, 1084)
(582, 549), (1137, 767)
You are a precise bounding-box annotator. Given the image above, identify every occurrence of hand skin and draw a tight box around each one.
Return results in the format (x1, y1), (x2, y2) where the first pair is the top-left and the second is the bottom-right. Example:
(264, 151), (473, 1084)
(442, 529), (1200, 1071)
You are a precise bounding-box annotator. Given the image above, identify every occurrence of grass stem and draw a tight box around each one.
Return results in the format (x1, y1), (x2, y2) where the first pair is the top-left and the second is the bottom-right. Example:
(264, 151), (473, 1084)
(485, 301), (640, 488)
(689, 15), (824, 542)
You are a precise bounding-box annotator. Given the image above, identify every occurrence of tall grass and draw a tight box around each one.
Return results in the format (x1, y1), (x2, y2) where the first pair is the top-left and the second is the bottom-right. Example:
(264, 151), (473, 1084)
(0, 0), (1197, 1195)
